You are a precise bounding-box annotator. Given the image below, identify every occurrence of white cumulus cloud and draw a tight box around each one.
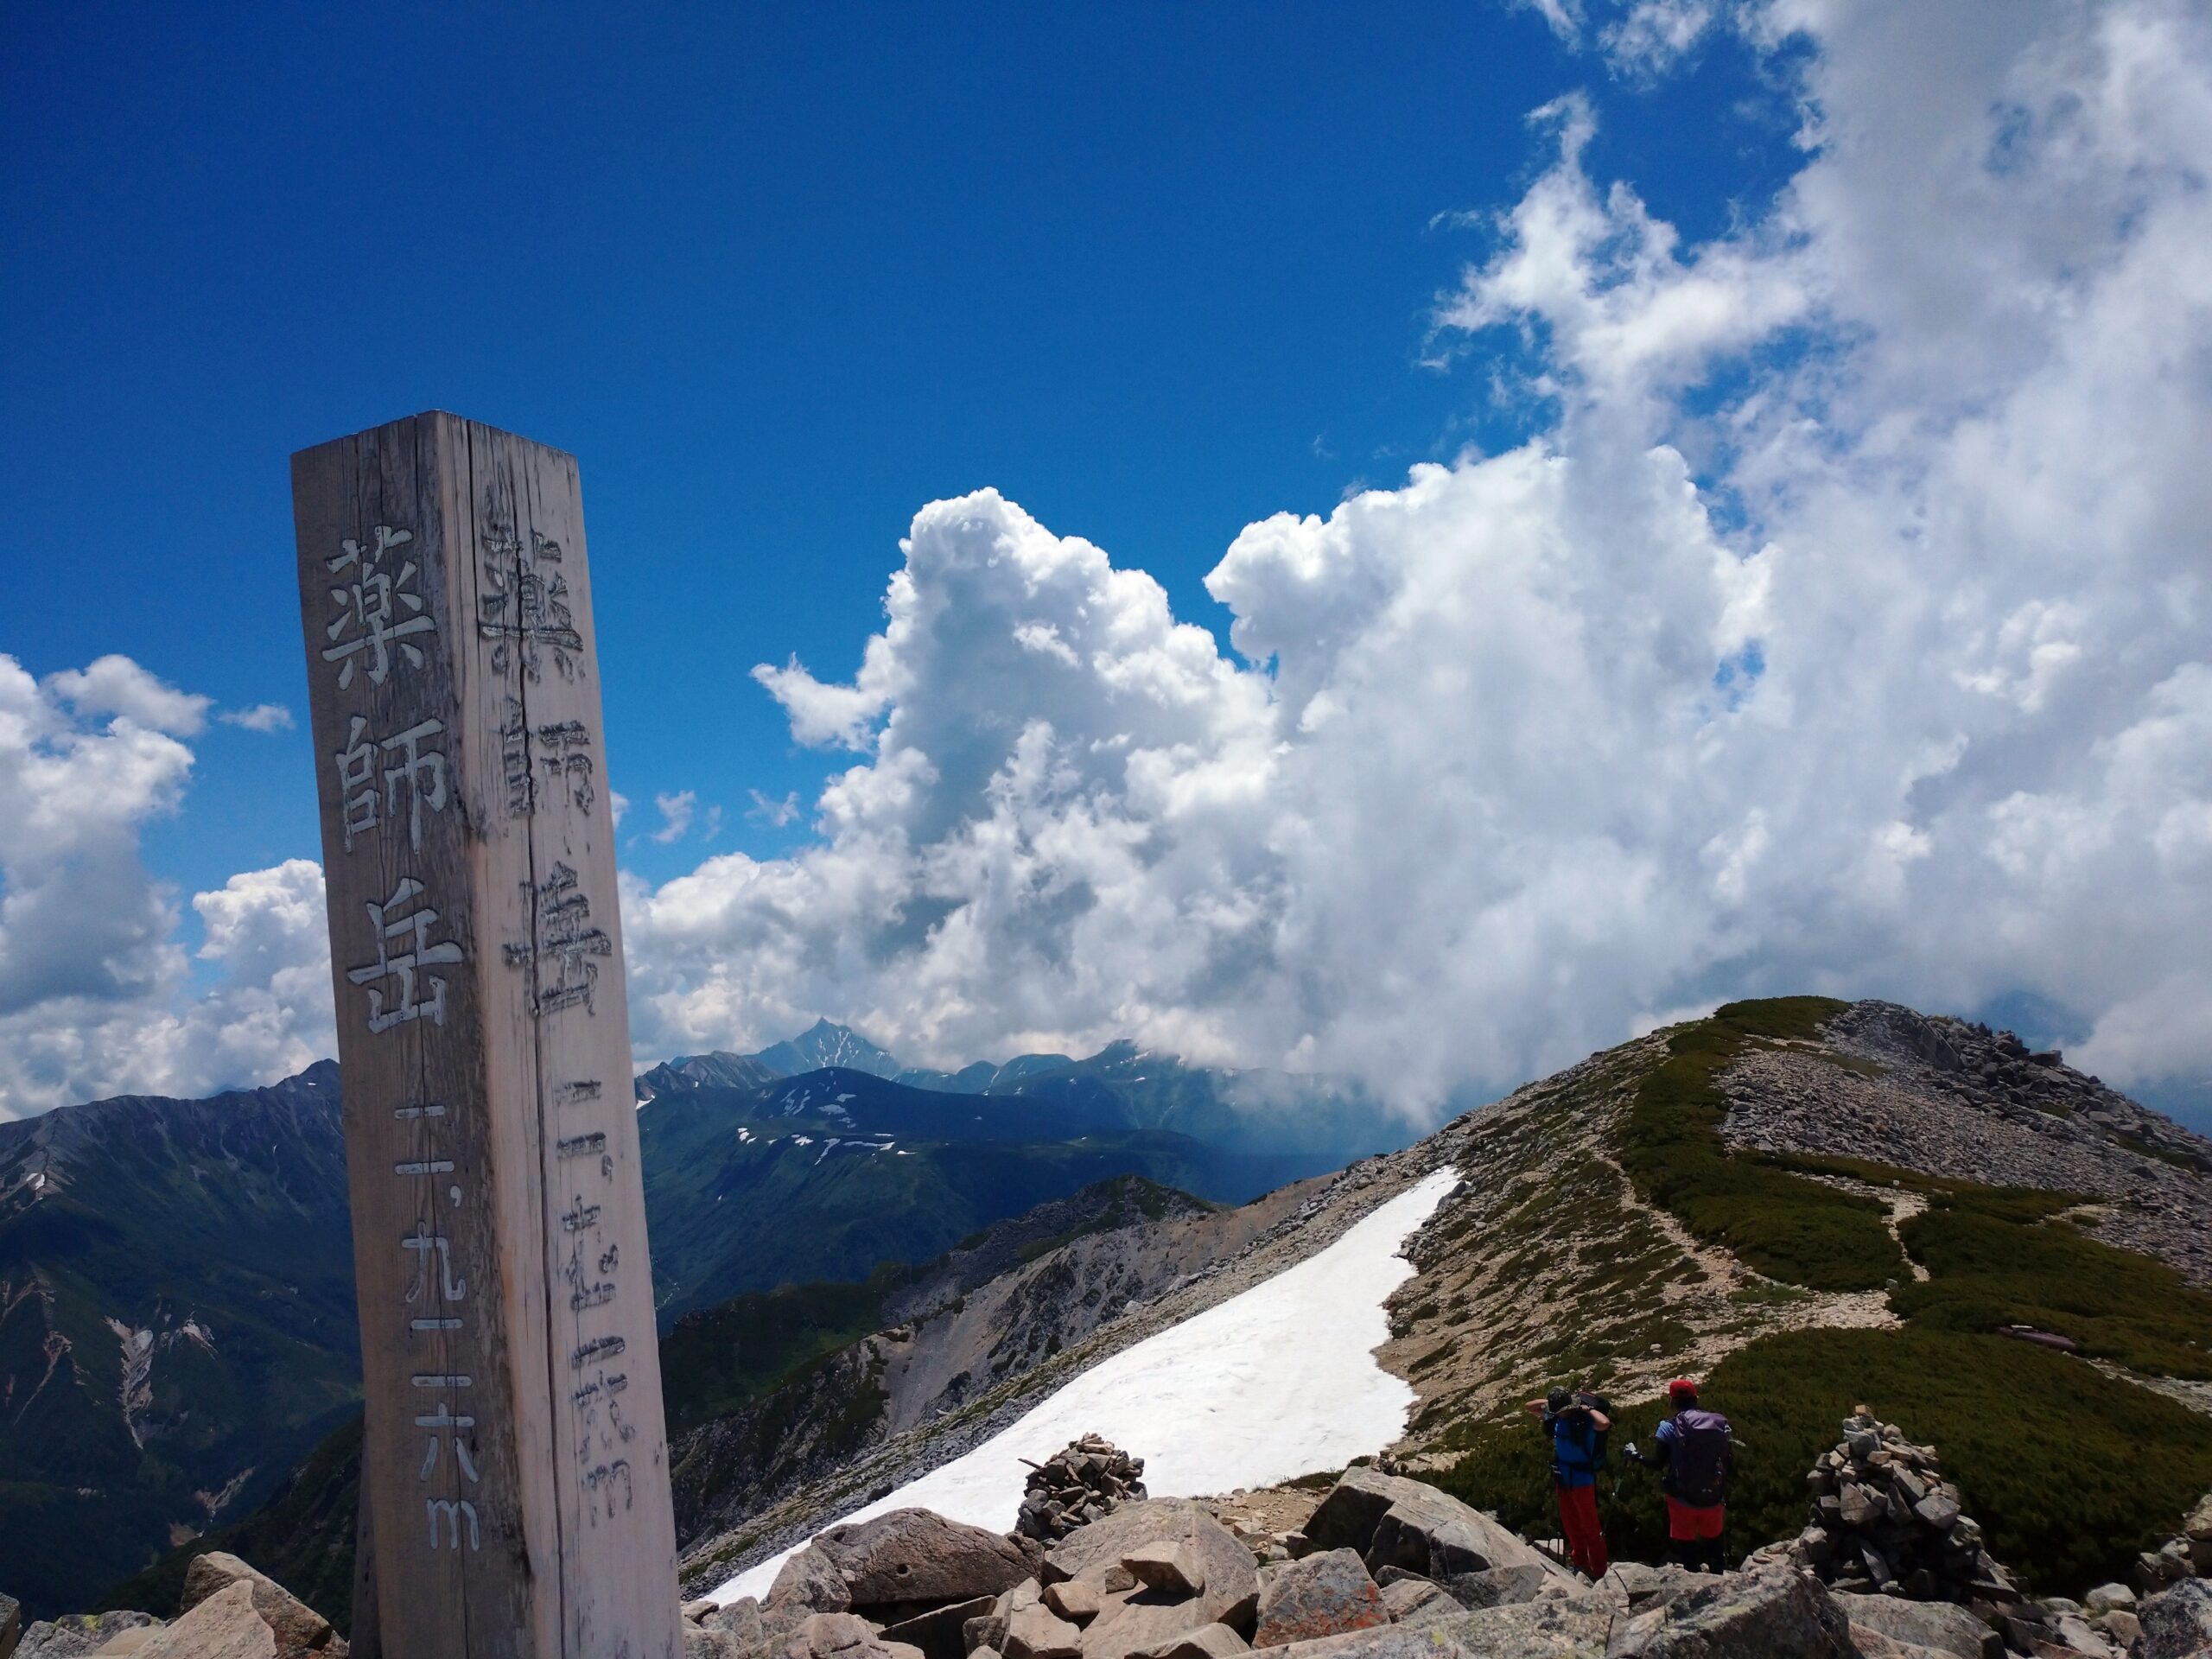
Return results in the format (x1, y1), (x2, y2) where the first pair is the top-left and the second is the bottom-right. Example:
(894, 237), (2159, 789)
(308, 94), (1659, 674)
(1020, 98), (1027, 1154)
(0, 654), (334, 1118)
(621, 0), (2212, 1119)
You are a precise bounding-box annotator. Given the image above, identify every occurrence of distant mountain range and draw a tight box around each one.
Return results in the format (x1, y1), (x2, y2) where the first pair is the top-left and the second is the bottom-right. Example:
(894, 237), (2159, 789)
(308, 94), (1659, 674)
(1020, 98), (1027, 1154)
(643, 1018), (1403, 1162)
(0, 1064), (361, 1622)
(0, 1020), (1399, 1620)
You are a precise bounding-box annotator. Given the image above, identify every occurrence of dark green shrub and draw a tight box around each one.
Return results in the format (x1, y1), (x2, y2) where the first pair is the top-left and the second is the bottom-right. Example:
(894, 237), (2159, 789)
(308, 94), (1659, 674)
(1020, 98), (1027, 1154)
(1895, 1201), (2212, 1378)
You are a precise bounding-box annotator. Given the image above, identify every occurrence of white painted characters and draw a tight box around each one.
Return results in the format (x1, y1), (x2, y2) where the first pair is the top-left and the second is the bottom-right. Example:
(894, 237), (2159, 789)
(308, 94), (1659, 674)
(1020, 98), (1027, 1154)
(334, 714), (450, 853)
(347, 878), (465, 1032)
(322, 525), (432, 690)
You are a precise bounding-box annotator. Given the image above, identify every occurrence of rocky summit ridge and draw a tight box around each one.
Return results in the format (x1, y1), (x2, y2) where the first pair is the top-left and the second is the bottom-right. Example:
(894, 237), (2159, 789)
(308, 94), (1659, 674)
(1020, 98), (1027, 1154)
(15, 994), (2212, 1656)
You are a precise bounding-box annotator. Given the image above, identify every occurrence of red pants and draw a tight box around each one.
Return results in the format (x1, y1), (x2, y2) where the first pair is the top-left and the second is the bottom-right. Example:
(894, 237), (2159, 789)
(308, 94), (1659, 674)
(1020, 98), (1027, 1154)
(1666, 1497), (1725, 1540)
(1556, 1481), (1609, 1579)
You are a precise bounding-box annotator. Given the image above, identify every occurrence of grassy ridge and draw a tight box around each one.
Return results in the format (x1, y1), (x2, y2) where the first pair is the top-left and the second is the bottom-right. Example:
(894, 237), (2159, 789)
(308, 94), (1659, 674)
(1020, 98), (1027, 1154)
(1618, 997), (1902, 1291)
(1432, 1326), (2212, 1597)
(1440, 995), (2212, 1596)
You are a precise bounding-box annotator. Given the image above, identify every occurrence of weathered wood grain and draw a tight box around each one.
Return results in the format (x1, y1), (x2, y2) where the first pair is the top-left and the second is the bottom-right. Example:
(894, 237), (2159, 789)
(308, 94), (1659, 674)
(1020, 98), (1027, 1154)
(294, 412), (679, 1658)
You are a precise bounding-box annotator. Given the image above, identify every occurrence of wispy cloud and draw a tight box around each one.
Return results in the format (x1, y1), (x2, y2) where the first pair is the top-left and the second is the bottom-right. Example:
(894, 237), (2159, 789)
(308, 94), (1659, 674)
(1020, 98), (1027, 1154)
(748, 789), (803, 828)
(219, 702), (294, 733)
(649, 790), (696, 844)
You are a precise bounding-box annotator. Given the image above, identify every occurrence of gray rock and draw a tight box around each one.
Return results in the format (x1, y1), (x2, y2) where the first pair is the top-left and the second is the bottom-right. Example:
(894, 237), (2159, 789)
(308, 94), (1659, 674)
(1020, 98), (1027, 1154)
(2081, 1585), (2133, 1617)
(1251, 1552), (1387, 1649)
(772, 1546), (858, 1617)
(710, 1599), (770, 1648)
(1259, 1599), (1616, 1658)
(821, 1510), (1039, 1609)
(688, 1626), (749, 1659)
(1833, 1592), (1999, 1659)
(1005, 1604), (1085, 1659)
(1302, 1469), (1558, 1585)
(2, 1591), (20, 1659)
(1435, 1566), (1550, 1611)
(127, 1580), (328, 1658)
(1376, 1580), (1457, 1627)
(1135, 1630), (1247, 1659)
(783, 1612), (927, 1659)
(1122, 1545), (1205, 1599)
(15, 1614), (160, 1659)
(2187, 1495), (2212, 1547)
(1045, 1584), (1104, 1625)
(2138, 1580), (2212, 1659)
(169, 1554), (340, 1657)
(1047, 1503), (1257, 1659)
(883, 1598), (1000, 1659)
(1605, 1566), (1854, 1658)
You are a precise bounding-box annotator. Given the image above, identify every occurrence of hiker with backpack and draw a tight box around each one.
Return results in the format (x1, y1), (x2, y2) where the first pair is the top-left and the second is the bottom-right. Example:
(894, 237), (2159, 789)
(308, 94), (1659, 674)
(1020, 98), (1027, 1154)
(1524, 1386), (1611, 1579)
(1625, 1377), (1735, 1573)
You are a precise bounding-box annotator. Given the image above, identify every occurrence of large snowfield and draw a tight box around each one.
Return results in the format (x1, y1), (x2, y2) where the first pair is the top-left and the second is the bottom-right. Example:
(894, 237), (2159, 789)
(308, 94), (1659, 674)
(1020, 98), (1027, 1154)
(714, 1166), (1460, 1604)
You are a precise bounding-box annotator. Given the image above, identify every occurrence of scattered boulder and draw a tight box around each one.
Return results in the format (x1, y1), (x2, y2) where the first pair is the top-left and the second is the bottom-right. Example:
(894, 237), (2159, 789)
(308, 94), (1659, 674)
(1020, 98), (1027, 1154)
(1262, 1597), (1617, 1658)
(1019, 1439), (1150, 1543)
(1122, 1546), (1205, 1599)
(1301, 1468), (1559, 1584)
(772, 1545), (858, 1618)
(2136, 1579), (2212, 1659)
(2, 1591), (19, 1659)
(1250, 1552), (1388, 1649)
(1374, 1581), (1455, 1629)
(822, 1511), (1039, 1610)
(783, 1611), (927, 1659)
(1135, 1630), (1247, 1659)
(1434, 1565), (1549, 1611)
(1004, 1599), (1084, 1659)
(1044, 1583), (1103, 1625)
(883, 1596), (998, 1659)
(708, 1599), (771, 1649)
(14, 1613), (160, 1659)
(1045, 1504), (1256, 1659)
(1761, 1408), (2021, 1606)
(1834, 1591), (2001, 1659)
(1604, 1565), (1855, 1657)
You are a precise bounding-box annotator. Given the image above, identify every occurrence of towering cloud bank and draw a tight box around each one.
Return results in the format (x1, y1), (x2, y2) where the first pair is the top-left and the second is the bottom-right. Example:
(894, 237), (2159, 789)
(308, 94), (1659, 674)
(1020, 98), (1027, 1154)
(6, 2), (2208, 1123)
(626, 0), (2212, 1114)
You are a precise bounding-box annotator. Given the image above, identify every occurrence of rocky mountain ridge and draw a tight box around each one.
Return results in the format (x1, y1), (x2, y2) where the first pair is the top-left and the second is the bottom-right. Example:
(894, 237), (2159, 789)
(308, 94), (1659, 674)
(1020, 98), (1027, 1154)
(671, 998), (2212, 1609)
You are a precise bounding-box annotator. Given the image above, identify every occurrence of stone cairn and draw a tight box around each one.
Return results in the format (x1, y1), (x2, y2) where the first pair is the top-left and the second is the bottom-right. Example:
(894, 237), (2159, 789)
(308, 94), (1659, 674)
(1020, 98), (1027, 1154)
(2136, 1487), (2212, 1592)
(1774, 1408), (2023, 1607)
(1014, 1434), (1147, 1541)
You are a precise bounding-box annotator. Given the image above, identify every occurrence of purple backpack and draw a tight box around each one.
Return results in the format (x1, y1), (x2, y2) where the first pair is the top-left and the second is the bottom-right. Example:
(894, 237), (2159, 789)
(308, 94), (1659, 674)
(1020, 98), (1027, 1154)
(1670, 1408), (1733, 1506)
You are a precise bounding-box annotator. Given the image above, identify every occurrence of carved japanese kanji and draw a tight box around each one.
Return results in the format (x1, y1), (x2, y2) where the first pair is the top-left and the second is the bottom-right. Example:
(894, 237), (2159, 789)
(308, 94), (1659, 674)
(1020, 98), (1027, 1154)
(294, 412), (679, 1659)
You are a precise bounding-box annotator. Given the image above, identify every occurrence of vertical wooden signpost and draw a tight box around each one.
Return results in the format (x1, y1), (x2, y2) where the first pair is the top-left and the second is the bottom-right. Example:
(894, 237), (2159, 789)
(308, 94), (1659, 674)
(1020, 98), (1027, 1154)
(293, 412), (681, 1658)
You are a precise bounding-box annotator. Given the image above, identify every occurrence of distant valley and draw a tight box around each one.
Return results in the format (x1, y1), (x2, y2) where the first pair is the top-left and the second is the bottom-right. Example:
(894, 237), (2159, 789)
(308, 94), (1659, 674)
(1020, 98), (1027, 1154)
(0, 1020), (1401, 1619)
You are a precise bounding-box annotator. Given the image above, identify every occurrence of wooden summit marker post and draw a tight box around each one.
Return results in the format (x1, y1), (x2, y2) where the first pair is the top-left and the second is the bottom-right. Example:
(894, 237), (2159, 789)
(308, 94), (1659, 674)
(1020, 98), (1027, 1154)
(292, 412), (681, 1658)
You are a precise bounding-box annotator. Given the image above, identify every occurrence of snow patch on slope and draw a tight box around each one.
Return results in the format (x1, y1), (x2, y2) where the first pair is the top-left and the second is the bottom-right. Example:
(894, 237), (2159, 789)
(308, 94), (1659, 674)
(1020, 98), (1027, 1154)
(713, 1166), (1459, 1604)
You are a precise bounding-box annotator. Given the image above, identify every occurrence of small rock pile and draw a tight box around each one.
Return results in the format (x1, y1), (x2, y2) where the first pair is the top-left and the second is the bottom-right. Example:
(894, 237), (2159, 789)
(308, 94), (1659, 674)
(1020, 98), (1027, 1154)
(1770, 1408), (2023, 1607)
(2137, 1487), (2212, 1594)
(1015, 1436), (1148, 1542)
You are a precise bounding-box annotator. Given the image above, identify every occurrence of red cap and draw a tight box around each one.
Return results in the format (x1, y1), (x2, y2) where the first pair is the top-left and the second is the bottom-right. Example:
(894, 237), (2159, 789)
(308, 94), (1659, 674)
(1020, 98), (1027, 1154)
(1668, 1377), (1699, 1402)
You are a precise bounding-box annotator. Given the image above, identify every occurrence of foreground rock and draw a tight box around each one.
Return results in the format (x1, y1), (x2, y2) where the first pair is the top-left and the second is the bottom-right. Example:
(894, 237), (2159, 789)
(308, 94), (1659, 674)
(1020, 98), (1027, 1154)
(1250, 1552), (1387, 1648)
(821, 1510), (1039, 1610)
(1301, 1468), (1562, 1585)
(2136, 1578), (2212, 1659)
(1041, 1501), (1259, 1659)
(1833, 1591), (1999, 1659)
(14, 1613), (160, 1659)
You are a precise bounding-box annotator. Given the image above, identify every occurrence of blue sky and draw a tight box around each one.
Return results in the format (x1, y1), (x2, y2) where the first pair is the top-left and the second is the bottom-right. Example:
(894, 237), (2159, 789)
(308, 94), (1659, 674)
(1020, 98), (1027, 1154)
(5, 3), (2208, 1128)
(3, 3), (1800, 903)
